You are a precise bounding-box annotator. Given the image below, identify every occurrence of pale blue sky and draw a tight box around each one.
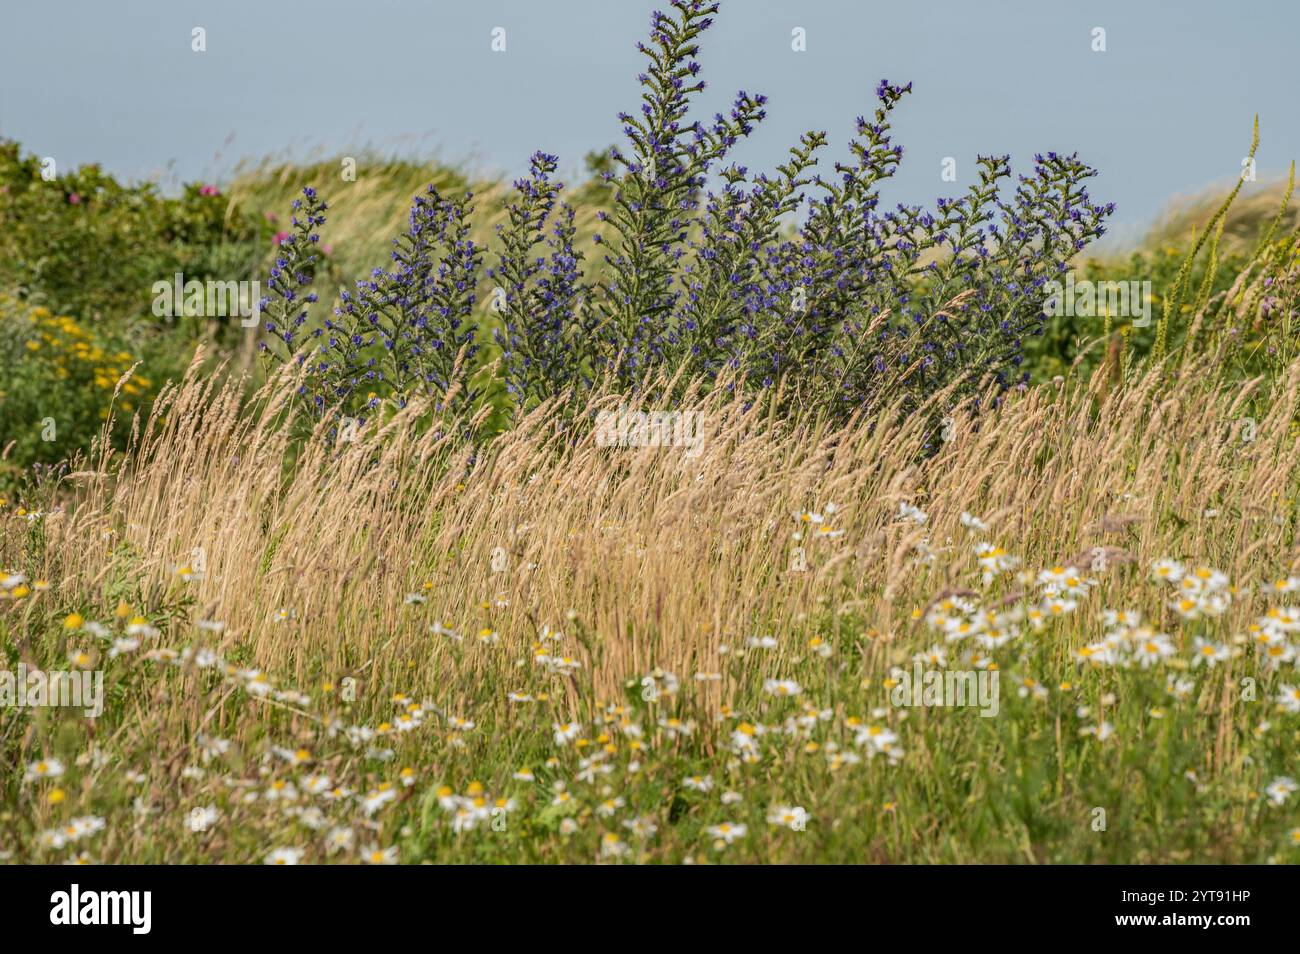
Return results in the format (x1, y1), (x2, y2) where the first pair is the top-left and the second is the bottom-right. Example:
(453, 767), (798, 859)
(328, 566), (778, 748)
(2, 0), (1295, 245)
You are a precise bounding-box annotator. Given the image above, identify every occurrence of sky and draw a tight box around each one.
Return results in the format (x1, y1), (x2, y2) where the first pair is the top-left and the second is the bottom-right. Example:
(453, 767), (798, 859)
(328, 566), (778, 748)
(2, 0), (1295, 246)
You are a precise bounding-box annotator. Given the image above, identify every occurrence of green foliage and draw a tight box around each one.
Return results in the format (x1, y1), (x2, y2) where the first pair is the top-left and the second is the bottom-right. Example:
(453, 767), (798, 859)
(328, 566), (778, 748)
(1026, 124), (1296, 386)
(0, 141), (295, 479)
(0, 295), (166, 484)
(0, 140), (267, 324)
(1023, 243), (1251, 381)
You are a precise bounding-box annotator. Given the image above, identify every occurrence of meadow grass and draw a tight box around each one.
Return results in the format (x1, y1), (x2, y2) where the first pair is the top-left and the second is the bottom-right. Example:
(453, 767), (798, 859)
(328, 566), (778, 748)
(4, 311), (1300, 862)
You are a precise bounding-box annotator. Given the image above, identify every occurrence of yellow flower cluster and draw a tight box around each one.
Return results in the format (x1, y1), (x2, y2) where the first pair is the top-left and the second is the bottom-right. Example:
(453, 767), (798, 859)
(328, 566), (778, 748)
(3, 295), (149, 411)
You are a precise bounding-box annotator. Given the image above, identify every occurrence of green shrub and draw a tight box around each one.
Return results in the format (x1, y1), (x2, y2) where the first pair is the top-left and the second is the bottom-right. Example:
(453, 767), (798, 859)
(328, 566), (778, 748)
(0, 140), (267, 326)
(0, 294), (160, 483)
(1024, 243), (1251, 381)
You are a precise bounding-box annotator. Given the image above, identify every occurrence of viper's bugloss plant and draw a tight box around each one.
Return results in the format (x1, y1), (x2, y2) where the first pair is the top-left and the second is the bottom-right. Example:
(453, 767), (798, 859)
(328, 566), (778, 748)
(491, 152), (590, 408)
(324, 186), (482, 417)
(260, 0), (1112, 434)
(259, 187), (327, 379)
(590, 2), (767, 385)
(261, 185), (483, 427)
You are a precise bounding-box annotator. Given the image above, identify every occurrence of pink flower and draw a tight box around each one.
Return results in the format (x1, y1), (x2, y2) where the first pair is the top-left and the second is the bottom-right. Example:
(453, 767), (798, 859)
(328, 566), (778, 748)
(199, 184), (220, 197)
(322, 243), (334, 256)
(67, 192), (81, 205)
(273, 231), (291, 246)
